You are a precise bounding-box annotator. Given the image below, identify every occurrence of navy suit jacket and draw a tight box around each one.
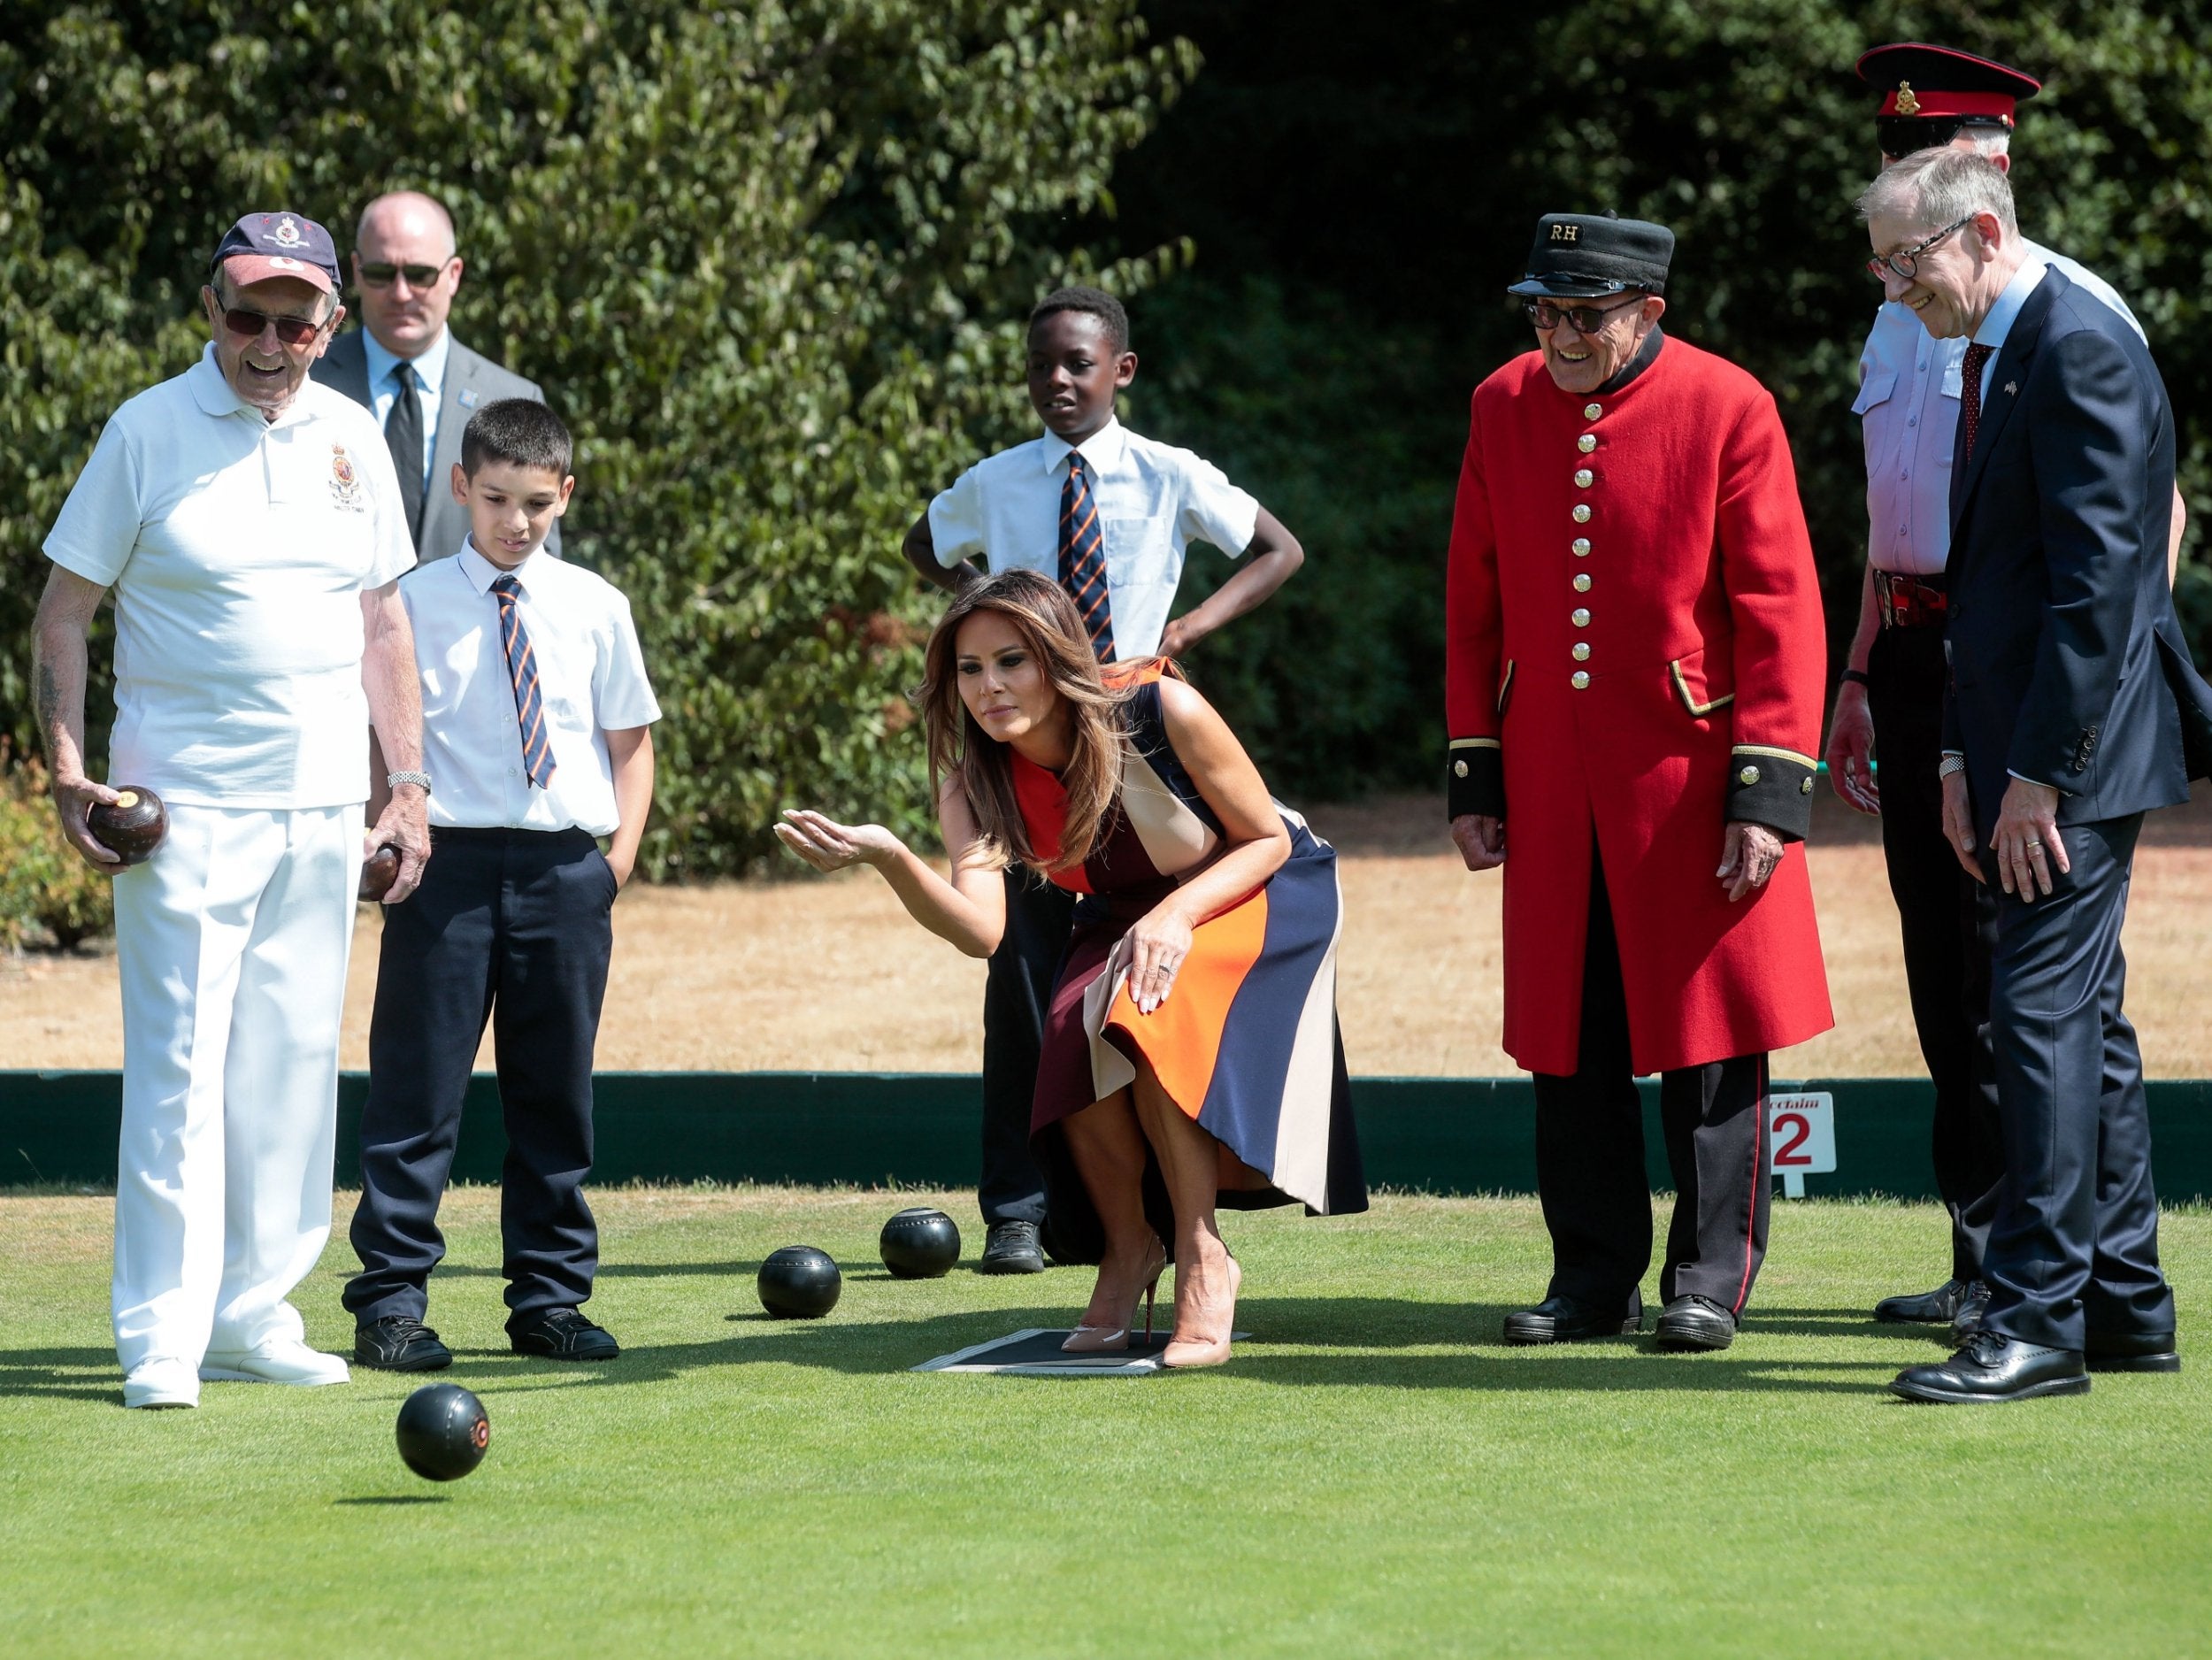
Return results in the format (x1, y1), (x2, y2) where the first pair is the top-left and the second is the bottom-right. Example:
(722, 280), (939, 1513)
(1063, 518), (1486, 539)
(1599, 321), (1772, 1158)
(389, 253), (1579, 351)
(1943, 265), (2212, 845)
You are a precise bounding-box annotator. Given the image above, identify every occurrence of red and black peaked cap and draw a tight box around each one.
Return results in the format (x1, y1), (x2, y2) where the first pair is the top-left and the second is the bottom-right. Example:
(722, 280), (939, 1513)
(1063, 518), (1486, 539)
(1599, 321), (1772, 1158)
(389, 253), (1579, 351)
(1855, 42), (2042, 127)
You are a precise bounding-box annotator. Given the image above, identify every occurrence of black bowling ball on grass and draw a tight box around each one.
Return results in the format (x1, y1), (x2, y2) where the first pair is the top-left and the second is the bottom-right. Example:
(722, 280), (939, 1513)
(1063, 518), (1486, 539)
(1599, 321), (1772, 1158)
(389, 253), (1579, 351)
(757, 1246), (842, 1318)
(396, 1383), (489, 1482)
(879, 1207), (962, 1279)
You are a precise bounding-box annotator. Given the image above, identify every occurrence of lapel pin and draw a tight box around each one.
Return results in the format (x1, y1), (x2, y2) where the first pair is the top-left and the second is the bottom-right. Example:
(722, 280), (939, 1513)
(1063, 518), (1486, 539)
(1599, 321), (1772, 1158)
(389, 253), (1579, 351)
(458, 388), (480, 408)
(2004, 381), (2017, 396)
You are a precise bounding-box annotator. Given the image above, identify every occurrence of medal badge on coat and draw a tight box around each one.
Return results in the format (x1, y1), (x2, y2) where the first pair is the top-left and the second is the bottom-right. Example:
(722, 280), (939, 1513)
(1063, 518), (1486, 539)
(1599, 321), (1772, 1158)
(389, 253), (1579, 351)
(329, 443), (366, 511)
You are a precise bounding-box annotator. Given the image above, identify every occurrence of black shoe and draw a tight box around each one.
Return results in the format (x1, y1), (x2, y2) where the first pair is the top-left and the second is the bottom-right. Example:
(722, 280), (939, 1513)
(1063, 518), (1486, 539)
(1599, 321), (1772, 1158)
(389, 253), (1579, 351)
(1655, 1295), (1737, 1351)
(509, 1307), (619, 1361)
(1502, 1291), (1643, 1345)
(2086, 1331), (2181, 1373)
(1891, 1332), (2089, 1403)
(978, 1220), (1048, 1275)
(1874, 1278), (1970, 1325)
(354, 1315), (452, 1372)
(1949, 1280), (1993, 1342)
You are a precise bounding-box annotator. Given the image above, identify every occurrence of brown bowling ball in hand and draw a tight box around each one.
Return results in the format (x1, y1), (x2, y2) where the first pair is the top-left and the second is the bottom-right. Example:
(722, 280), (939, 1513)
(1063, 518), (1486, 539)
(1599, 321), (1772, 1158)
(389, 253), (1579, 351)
(358, 844), (403, 902)
(86, 787), (167, 865)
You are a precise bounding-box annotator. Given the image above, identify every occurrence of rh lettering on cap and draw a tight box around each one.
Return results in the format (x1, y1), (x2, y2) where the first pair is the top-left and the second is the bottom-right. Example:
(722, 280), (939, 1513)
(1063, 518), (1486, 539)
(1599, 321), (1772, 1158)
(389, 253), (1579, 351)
(1549, 222), (1581, 243)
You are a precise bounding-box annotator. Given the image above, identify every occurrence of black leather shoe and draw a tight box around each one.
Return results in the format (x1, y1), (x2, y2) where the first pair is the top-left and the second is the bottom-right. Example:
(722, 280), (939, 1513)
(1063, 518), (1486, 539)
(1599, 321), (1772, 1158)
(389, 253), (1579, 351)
(1655, 1295), (1737, 1351)
(978, 1220), (1047, 1275)
(1892, 1332), (2089, 1403)
(355, 1315), (452, 1372)
(509, 1307), (619, 1361)
(1874, 1278), (1970, 1325)
(2087, 1332), (2181, 1373)
(1502, 1291), (1643, 1345)
(1949, 1280), (1993, 1342)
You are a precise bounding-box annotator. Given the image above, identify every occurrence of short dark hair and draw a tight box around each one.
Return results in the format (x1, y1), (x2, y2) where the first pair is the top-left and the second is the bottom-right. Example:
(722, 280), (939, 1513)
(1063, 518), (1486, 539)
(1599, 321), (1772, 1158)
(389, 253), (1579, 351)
(1028, 286), (1128, 354)
(460, 398), (572, 478)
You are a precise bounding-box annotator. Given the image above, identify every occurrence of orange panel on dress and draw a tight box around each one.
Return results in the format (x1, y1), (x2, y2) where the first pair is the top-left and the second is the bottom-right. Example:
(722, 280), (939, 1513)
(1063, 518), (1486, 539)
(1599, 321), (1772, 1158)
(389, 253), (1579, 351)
(1108, 888), (1269, 1123)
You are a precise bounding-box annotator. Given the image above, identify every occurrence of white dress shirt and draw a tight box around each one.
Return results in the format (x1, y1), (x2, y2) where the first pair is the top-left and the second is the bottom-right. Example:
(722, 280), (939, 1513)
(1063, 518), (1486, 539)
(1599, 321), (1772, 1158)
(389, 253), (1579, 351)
(43, 346), (415, 808)
(403, 542), (661, 834)
(927, 417), (1260, 657)
(363, 326), (452, 496)
(1856, 240), (2141, 575)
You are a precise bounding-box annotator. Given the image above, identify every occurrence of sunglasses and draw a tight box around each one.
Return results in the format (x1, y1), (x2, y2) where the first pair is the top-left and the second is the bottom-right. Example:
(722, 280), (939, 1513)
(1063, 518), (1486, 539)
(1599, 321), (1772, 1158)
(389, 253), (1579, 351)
(357, 260), (448, 288)
(219, 305), (327, 346)
(1524, 295), (1643, 334)
(1865, 215), (1972, 283)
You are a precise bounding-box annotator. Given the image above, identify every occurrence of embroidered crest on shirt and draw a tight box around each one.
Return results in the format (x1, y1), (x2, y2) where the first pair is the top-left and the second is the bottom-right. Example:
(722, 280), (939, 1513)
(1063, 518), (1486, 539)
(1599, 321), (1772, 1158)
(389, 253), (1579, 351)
(329, 444), (366, 511)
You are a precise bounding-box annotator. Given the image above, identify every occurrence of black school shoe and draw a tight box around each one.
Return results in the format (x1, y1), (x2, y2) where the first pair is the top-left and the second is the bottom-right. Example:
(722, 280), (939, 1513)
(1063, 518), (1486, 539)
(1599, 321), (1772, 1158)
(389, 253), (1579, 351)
(355, 1315), (453, 1372)
(1502, 1290), (1643, 1345)
(1949, 1280), (1993, 1343)
(1874, 1278), (1970, 1325)
(1891, 1333), (2089, 1403)
(2086, 1331), (2182, 1374)
(509, 1307), (620, 1361)
(978, 1220), (1048, 1275)
(1655, 1295), (1738, 1351)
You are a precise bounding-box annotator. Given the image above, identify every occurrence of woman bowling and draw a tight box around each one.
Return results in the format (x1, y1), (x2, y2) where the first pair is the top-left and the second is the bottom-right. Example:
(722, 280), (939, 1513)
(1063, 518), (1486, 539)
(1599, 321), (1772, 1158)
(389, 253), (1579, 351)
(778, 570), (1363, 1368)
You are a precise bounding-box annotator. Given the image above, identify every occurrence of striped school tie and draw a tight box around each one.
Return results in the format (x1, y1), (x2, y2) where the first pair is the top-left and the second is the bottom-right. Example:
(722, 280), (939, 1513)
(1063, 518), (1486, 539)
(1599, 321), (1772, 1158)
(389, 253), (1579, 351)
(1058, 451), (1115, 664)
(489, 574), (557, 788)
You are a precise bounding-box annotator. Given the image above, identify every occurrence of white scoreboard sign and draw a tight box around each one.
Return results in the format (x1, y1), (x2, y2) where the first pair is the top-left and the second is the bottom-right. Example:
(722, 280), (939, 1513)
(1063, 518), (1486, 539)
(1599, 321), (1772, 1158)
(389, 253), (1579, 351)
(1767, 1092), (1836, 1199)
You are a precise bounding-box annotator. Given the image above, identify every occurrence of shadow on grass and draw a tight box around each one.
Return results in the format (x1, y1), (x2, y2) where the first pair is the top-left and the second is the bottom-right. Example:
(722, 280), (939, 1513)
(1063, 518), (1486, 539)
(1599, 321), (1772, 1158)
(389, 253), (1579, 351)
(426, 1260), (921, 1283)
(334, 1495), (449, 1505)
(0, 1346), (123, 1402)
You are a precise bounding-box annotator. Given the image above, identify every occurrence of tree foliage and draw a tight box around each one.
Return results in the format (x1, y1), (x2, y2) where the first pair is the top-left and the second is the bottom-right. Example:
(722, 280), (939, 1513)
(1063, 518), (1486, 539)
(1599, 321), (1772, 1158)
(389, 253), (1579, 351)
(0, 0), (1194, 873)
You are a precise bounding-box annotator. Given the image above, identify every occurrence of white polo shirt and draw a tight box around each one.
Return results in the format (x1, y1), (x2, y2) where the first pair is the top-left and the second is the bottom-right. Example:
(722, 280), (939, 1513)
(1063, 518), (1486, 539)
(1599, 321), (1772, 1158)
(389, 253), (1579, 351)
(43, 346), (415, 809)
(926, 417), (1260, 657)
(403, 542), (660, 835)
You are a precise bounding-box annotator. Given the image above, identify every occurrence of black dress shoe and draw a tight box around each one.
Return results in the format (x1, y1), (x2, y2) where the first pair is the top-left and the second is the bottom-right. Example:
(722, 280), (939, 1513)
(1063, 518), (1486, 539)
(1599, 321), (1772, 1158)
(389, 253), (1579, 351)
(1874, 1278), (1969, 1325)
(509, 1307), (619, 1361)
(1949, 1280), (1993, 1342)
(1655, 1295), (1737, 1351)
(1502, 1291), (1643, 1345)
(1891, 1332), (2089, 1403)
(978, 1220), (1047, 1275)
(2086, 1332), (2181, 1373)
(355, 1315), (452, 1372)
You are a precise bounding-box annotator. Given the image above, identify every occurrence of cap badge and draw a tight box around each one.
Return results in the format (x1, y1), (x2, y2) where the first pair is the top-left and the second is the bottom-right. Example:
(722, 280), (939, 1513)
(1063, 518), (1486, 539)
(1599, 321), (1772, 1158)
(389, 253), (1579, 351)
(1894, 81), (1921, 116)
(1548, 222), (1581, 243)
(272, 216), (305, 249)
(329, 444), (366, 511)
(2004, 380), (2017, 396)
(270, 255), (301, 271)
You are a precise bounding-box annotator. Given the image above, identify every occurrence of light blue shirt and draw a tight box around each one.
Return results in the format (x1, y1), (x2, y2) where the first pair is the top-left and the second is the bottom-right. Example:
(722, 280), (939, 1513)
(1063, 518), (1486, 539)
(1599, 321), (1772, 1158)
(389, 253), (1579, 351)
(362, 326), (451, 496)
(1855, 240), (2141, 575)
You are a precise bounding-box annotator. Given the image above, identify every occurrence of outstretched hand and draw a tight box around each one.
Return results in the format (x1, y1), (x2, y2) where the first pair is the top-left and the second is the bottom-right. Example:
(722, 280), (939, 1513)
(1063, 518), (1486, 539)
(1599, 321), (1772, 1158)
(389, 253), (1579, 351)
(776, 809), (903, 873)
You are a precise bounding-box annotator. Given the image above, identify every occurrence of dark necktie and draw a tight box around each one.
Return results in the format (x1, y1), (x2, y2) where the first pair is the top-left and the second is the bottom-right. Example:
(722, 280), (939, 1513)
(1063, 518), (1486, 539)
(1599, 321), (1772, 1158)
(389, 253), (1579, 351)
(1057, 452), (1115, 664)
(385, 361), (426, 538)
(489, 575), (557, 788)
(1959, 341), (1994, 462)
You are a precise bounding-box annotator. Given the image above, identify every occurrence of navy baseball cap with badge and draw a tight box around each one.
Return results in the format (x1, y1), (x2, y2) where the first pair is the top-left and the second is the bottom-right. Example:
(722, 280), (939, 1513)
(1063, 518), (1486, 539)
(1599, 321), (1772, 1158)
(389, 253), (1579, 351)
(1856, 42), (2042, 158)
(1508, 211), (1675, 299)
(211, 211), (342, 296)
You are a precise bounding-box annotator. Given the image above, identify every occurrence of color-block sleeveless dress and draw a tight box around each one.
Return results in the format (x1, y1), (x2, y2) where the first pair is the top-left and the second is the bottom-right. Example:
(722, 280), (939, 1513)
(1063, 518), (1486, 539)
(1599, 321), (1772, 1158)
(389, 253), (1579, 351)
(1011, 671), (1366, 1217)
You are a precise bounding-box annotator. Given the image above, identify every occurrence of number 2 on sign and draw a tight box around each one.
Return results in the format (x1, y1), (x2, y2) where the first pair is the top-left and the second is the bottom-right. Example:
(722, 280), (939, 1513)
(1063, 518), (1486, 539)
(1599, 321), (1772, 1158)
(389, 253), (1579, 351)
(1765, 1091), (1837, 1198)
(1772, 1113), (1814, 1167)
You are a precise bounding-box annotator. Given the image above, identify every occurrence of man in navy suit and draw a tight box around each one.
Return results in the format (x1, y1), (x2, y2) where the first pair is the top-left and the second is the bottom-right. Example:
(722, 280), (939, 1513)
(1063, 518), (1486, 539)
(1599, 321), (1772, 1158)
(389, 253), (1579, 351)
(1857, 149), (2212, 1403)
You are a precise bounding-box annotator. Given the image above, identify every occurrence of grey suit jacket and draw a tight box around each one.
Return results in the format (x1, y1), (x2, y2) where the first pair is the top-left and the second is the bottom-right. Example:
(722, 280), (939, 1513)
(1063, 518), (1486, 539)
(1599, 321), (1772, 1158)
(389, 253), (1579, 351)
(311, 329), (559, 563)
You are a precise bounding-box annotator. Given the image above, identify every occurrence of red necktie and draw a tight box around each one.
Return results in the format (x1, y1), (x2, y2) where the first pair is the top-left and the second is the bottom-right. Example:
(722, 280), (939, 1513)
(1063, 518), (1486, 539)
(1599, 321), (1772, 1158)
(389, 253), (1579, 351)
(1959, 341), (1994, 461)
(1057, 453), (1115, 664)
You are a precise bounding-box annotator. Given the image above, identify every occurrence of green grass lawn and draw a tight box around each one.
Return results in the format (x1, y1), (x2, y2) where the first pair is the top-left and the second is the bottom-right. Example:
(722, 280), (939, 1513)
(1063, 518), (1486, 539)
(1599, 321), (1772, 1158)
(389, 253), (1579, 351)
(2, 1187), (2206, 1657)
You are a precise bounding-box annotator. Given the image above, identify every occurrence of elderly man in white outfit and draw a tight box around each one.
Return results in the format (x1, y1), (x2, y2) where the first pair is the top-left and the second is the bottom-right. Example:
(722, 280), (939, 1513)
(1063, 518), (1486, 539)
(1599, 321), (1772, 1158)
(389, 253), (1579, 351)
(33, 211), (431, 1410)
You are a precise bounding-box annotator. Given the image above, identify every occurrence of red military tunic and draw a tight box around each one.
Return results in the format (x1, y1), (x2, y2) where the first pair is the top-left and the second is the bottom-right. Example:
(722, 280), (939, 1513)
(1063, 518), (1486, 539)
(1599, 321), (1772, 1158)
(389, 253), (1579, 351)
(1444, 334), (1834, 1075)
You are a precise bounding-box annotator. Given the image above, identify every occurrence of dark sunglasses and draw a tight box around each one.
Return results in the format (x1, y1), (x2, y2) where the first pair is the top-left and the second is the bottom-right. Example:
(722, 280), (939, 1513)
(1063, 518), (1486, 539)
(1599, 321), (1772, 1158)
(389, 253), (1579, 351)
(1523, 295), (1643, 334)
(219, 305), (326, 346)
(357, 260), (446, 288)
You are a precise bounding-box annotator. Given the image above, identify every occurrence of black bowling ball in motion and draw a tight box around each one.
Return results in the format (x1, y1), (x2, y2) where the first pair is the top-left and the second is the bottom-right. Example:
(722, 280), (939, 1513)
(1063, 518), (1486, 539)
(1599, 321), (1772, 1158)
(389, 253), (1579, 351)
(757, 1245), (842, 1318)
(396, 1383), (490, 1482)
(879, 1206), (963, 1279)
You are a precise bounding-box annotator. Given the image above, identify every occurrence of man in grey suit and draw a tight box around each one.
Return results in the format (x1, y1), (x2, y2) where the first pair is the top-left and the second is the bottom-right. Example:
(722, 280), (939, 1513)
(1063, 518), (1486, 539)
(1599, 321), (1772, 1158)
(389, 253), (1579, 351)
(311, 190), (558, 562)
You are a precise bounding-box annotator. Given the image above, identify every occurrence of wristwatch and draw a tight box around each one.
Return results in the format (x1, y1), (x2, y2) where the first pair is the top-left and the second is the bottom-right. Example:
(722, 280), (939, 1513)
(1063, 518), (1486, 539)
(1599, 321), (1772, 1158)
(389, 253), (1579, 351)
(387, 770), (433, 794)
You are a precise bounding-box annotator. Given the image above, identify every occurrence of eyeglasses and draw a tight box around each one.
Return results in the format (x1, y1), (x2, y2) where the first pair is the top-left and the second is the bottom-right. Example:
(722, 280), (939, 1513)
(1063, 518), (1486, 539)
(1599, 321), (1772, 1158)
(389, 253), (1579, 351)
(1523, 295), (1644, 334)
(1865, 216), (1972, 283)
(219, 305), (327, 346)
(357, 260), (447, 288)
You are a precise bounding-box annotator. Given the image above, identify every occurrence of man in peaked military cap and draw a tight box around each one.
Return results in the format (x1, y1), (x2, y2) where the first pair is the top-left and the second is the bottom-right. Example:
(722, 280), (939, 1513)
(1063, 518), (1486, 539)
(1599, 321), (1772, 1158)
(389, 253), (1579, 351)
(1826, 42), (2185, 1341)
(1445, 211), (1833, 1353)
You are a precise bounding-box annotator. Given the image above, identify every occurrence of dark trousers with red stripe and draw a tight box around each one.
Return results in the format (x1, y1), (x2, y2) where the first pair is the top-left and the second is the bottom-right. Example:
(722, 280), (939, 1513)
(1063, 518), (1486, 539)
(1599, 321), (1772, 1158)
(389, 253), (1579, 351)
(1532, 860), (1771, 1315)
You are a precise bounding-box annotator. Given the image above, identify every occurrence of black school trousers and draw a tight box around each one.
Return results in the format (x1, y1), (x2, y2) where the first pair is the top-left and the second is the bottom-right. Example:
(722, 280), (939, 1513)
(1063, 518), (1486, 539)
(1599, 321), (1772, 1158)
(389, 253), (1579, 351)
(1532, 858), (1772, 1316)
(1868, 621), (2005, 1281)
(345, 826), (616, 1327)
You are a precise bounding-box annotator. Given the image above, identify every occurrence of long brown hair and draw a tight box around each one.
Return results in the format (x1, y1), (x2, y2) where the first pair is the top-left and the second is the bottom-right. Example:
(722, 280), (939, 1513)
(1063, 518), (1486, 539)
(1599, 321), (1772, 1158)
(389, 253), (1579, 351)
(919, 571), (1134, 875)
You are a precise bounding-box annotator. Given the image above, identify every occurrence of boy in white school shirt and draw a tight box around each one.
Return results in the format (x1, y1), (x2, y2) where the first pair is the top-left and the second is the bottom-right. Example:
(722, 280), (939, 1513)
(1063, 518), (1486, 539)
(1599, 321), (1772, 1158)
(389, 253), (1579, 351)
(902, 284), (1307, 1271)
(346, 399), (659, 1369)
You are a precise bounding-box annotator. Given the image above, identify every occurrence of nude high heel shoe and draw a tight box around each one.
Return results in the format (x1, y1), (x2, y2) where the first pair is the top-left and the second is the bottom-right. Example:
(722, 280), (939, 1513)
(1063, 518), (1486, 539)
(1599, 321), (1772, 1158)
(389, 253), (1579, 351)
(1062, 1238), (1170, 1353)
(1162, 1250), (1240, 1370)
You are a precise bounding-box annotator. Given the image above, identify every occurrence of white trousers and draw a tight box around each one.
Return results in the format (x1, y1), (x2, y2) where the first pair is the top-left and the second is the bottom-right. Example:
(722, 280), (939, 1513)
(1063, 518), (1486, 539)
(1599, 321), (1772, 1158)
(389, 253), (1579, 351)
(111, 802), (363, 1372)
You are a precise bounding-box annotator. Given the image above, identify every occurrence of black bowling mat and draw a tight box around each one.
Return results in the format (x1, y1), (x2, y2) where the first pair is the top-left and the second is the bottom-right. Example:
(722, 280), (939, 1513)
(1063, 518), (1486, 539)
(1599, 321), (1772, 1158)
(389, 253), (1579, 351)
(914, 1327), (1245, 1377)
